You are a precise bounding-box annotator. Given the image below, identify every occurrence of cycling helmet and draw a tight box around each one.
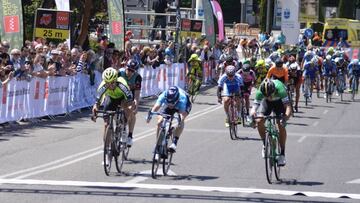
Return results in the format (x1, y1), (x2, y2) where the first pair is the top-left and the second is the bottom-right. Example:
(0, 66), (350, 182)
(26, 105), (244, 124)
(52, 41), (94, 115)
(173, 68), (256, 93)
(275, 59), (283, 68)
(352, 59), (359, 64)
(255, 59), (265, 67)
(242, 64), (251, 72)
(289, 63), (298, 71)
(102, 67), (118, 83)
(188, 53), (201, 62)
(225, 55), (234, 63)
(327, 47), (335, 54)
(126, 59), (139, 71)
(242, 59), (250, 65)
(260, 79), (276, 97)
(225, 65), (236, 77)
(165, 86), (180, 104)
(325, 55), (332, 61)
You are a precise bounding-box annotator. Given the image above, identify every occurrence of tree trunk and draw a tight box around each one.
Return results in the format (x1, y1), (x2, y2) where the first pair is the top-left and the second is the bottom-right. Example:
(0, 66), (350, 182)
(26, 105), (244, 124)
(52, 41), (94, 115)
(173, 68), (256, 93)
(76, 0), (93, 47)
(42, 0), (55, 8)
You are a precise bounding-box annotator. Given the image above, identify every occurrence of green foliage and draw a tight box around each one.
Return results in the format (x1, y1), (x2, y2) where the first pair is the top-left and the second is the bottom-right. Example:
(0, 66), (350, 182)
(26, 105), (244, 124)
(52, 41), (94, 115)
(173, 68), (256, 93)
(23, 0), (42, 40)
(338, 0), (355, 19)
(180, 0), (192, 8)
(259, 0), (267, 32)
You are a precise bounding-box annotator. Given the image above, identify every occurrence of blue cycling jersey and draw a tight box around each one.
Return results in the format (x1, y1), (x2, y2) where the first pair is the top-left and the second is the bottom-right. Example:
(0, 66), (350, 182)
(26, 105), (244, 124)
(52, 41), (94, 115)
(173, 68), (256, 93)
(323, 61), (337, 76)
(303, 62), (317, 79)
(348, 62), (360, 77)
(156, 87), (189, 113)
(217, 73), (244, 96)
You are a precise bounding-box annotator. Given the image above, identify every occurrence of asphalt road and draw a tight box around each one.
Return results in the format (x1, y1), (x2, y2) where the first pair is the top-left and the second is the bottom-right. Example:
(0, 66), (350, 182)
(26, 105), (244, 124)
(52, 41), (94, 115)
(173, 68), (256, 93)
(0, 86), (360, 203)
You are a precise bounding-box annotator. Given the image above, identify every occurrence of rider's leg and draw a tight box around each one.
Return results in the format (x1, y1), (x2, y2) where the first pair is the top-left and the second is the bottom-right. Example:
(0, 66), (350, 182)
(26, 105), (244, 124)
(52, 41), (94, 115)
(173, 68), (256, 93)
(245, 94), (250, 114)
(223, 97), (231, 116)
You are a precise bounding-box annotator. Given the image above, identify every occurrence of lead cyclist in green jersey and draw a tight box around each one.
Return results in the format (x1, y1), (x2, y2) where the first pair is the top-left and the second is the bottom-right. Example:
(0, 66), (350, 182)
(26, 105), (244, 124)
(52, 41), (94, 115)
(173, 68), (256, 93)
(92, 67), (133, 144)
(250, 79), (291, 166)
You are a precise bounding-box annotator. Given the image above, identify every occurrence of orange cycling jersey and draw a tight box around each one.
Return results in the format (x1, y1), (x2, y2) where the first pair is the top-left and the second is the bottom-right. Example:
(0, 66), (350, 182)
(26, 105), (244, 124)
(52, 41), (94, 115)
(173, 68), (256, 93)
(266, 65), (289, 84)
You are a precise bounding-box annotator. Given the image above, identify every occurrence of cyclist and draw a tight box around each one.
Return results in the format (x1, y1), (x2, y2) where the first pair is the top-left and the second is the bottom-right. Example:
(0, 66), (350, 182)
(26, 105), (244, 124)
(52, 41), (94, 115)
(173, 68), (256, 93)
(302, 57), (319, 100)
(92, 67), (134, 145)
(254, 59), (268, 88)
(250, 79), (291, 166)
(348, 59), (360, 93)
(326, 47), (335, 57)
(217, 65), (244, 127)
(219, 55), (238, 75)
(266, 58), (289, 84)
(334, 57), (348, 96)
(237, 63), (256, 115)
(287, 58), (302, 112)
(146, 86), (192, 152)
(187, 54), (203, 94)
(322, 55), (337, 98)
(118, 59), (142, 146)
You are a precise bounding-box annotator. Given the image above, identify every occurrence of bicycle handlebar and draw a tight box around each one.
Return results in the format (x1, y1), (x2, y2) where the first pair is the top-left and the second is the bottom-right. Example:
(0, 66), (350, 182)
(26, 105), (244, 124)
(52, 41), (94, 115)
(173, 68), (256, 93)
(147, 111), (181, 123)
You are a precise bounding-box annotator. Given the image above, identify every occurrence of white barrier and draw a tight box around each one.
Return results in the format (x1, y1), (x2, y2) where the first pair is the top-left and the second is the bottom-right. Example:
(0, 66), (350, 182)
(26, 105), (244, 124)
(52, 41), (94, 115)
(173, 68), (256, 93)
(0, 63), (186, 124)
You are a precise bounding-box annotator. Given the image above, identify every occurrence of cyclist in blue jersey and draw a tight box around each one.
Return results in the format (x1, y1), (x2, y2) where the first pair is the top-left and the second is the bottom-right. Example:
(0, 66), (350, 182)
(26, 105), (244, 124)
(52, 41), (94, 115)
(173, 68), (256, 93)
(217, 65), (244, 127)
(146, 86), (192, 152)
(303, 57), (319, 99)
(322, 55), (337, 98)
(348, 59), (360, 93)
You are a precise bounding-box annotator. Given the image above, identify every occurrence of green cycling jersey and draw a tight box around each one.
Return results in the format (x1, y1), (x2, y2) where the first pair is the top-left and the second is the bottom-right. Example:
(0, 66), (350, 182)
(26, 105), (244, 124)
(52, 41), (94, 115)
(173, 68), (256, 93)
(254, 79), (289, 104)
(96, 77), (133, 105)
(188, 62), (203, 80)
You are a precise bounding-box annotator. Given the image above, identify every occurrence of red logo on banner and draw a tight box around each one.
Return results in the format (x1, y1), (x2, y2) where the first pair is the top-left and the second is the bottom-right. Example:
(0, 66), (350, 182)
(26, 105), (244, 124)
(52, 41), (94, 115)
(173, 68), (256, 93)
(34, 81), (40, 100)
(40, 14), (52, 26)
(2, 84), (7, 104)
(44, 81), (49, 99)
(56, 12), (69, 27)
(4, 16), (20, 33)
(112, 21), (122, 35)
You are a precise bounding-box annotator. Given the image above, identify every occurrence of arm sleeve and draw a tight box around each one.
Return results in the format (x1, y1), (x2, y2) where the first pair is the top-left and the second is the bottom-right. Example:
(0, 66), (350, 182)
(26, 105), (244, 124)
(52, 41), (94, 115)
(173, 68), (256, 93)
(118, 82), (133, 102)
(155, 92), (166, 106)
(135, 74), (142, 90)
(266, 67), (273, 79)
(96, 86), (106, 105)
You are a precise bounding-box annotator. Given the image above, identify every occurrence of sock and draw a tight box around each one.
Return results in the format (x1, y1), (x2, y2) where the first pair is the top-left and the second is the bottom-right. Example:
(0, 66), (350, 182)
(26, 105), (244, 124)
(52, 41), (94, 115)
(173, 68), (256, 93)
(262, 139), (265, 146)
(281, 148), (285, 155)
(128, 132), (133, 138)
(173, 137), (179, 145)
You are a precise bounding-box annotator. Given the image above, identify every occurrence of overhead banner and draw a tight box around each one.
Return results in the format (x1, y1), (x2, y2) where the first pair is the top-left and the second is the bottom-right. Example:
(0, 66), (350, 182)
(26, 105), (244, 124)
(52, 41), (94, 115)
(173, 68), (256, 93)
(203, 0), (215, 46)
(180, 19), (203, 39)
(107, 0), (125, 50)
(0, 0), (24, 49)
(210, 0), (224, 41)
(281, 0), (300, 45)
(299, 0), (319, 23)
(34, 9), (71, 40)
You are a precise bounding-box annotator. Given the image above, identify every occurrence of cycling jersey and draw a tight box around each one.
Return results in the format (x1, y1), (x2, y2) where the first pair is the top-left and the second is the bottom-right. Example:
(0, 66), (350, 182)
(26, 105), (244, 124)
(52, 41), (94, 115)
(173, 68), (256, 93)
(217, 73), (244, 96)
(323, 61), (337, 77)
(303, 62), (318, 80)
(156, 87), (191, 113)
(254, 79), (289, 104)
(238, 69), (256, 95)
(348, 62), (360, 77)
(266, 66), (289, 84)
(118, 69), (142, 95)
(96, 77), (133, 105)
(188, 61), (203, 80)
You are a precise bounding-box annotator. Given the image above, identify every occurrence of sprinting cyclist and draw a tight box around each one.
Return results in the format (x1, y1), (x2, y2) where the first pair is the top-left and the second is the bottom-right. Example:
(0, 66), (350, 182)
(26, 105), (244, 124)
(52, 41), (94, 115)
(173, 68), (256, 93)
(250, 79), (291, 166)
(287, 59), (302, 112)
(118, 59), (142, 146)
(237, 63), (256, 115)
(254, 59), (268, 88)
(187, 54), (203, 95)
(302, 57), (319, 100)
(322, 55), (337, 98)
(348, 59), (360, 93)
(146, 86), (192, 152)
(92, 67), (134, 145)
(217, 65), (244, 127)
(266, 59), (289, 84)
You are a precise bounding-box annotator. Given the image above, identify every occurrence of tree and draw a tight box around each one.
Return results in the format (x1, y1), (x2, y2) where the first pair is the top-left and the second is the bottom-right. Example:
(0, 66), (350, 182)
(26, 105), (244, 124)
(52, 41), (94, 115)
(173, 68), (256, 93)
(338, 0), (355, 19)
(259, 0), (267, 32)
(75, 0), (93, 47)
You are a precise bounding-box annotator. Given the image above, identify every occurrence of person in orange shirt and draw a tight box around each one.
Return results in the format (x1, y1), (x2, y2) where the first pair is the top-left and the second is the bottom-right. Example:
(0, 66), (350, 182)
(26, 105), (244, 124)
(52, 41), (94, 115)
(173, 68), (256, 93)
(266, 59), (288, 84)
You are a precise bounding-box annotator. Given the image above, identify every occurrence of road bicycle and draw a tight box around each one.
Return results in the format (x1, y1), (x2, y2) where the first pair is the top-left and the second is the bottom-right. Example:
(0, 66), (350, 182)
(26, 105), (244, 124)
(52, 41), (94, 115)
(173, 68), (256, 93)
(303, 75), (312, 106)
(255, 114), (284, 184)
(147, 111), (181, 179)
(337, 71), (346, 101)
(325, 76), (336, 103)
(227, 94), (241, 140)
(287, 81), (295, 116)
(187, 76), (202, 103)
(350, 75), (359, 101)
(94, 108), (129, 176)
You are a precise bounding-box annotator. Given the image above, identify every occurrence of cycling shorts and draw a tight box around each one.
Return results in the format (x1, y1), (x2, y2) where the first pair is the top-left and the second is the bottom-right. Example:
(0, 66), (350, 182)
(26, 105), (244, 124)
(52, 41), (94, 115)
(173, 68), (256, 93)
(257, 99), (285, 117)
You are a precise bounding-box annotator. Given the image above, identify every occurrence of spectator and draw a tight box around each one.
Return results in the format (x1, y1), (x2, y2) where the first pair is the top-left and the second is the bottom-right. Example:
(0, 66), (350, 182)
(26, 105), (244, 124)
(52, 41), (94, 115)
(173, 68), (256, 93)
(140, 46), (151, 65)
(312, 32), (322, 47)
(150, 0), (168, 41)
(32, 54), (48, 78)
(131, 46), (142, 66)
(112, 49), (123, 69)
(20, 46), (30, 66)
(47, 50), (62, 76)
(156, 41), (166, 64)
(1, 41), (10, 54)
(125, 30), (134, 42)
(164, 41), (175, 64)
(147, 48), (160, 69)
(200, 45), (212, 62)
(10, 49), (22, 72)
(99, 36), (109, 49)
(0, 59), (13, 86)
(124, 41), (132, 60)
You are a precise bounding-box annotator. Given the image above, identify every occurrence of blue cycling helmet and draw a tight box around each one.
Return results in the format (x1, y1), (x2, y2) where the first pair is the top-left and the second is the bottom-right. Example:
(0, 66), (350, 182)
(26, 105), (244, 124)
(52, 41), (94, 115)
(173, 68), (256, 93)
(127, 59), (139, 71)
(166, 86), (180, 104)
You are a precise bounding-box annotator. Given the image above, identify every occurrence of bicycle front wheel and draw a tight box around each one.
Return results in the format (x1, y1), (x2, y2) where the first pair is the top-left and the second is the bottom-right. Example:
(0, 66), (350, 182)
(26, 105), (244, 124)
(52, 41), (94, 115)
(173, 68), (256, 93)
(228, 113), (237, 140)
(264, 134), (274, 184)
(103, 127), (113, 176)
(274, 137), (281, 181)
(152, 130), (165, 179)
(163, 151), (173, 176)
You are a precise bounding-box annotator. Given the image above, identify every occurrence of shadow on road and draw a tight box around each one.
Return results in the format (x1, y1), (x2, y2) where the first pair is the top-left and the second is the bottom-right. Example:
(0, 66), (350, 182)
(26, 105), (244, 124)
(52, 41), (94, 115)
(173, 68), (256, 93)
(287, 122), (309, 126)
(0, 187), (346, 203)
(276, 178), (324, 186)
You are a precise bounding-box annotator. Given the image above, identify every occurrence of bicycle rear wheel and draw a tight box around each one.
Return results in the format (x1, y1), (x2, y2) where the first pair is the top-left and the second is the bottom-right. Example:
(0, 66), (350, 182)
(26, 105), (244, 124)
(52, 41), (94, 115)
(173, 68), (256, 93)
(103, 127), (113, 176)
(163, 151), (173, 176)
(264, 134), (274, 184)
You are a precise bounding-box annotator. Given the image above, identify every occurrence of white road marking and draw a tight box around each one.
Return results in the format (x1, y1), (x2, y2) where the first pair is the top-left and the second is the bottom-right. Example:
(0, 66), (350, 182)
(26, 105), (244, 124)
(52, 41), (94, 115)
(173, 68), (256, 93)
(323, 110), (329, 114)
(347, 178), (360, 184)
(0, 105), (221, 179)
(0, 178), (359, 200)
(312, 121), (319, 127)
(297, 136), (307, 143)
(124, 170), (177, 184)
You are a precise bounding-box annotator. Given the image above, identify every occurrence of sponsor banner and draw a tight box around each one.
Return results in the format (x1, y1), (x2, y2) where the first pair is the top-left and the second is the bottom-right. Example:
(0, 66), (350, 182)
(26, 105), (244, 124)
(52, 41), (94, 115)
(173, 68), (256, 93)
(203, 0), (215, 46)
(107, 0), (125, 50)
(180, 19), (203, 39)
(0, 64), (188, 123)
(210, 0), (225, 41)
(281, 0), (300, 45)
(35, 9), (71, 40)
(0, 0), (24, 49)
(55, 0), (70, 11)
